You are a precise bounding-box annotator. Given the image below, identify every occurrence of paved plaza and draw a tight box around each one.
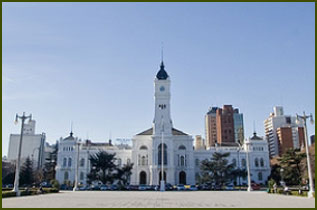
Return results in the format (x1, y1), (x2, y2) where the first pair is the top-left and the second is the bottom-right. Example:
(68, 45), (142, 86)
(2, 191), (315, 208)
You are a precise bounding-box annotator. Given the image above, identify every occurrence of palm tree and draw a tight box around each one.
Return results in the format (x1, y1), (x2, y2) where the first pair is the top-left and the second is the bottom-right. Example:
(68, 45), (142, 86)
(88, 151), (117, 184)
(115, 163), (134, 187)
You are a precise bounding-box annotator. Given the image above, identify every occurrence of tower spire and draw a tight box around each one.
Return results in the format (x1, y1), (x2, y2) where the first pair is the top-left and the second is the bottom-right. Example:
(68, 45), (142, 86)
(161, 42), (164, 63)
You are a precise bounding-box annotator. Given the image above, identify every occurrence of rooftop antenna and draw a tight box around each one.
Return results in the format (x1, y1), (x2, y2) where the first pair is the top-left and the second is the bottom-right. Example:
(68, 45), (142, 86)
(253, 120), (256, 135)
(70, 121), (73, 136)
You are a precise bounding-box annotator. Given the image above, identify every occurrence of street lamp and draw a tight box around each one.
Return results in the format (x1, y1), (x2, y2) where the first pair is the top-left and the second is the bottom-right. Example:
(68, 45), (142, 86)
(280, 168), (285, 187)
(236, 141), (242, 190)
(160, 116), (165, 192)
(245, 139), (252, 192)
(12, 112), (32, 196)
(296, 112), (315, 198)
(73, 142), (80, 191)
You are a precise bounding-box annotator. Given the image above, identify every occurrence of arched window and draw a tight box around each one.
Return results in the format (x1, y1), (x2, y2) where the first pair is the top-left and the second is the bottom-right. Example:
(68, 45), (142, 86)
(180, 156), (185, 166)
(63, 158), (67, 167)
(140, 145), (148, 150)
(68, 158), (72, 167)
(260, 158), (264, 167)
(178, 145), (186, 150)
(242, 158), (246, 167)
(158, 144), (167, 165)
(127, 158), (131, 164)
(195, 159), (200, 166)
(64, 171), (69, 181)
(232, 158), (237, 167)
(80, 172), (84, 180)
(80, 158), (85, 167)
(258, 172), (263, 181)
(141, 156), (146, 166)
(255, 158), (259, 167)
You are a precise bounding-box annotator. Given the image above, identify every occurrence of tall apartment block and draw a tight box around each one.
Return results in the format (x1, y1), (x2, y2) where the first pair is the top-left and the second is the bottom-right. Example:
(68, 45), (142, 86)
(205, 107), (218, 148)
(264, 106), (304, 157)
(205, 105), (244, 148)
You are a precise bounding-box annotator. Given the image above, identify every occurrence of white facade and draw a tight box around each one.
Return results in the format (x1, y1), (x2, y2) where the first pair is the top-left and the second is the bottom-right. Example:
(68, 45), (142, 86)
(7, 120), (46, 169)
(55, 61), (271, 186)
(55, 134), (132, 185)
(264, 106), (303, 157)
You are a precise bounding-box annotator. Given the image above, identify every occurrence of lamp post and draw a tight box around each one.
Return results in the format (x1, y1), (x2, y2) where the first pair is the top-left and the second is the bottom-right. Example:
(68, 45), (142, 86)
(73, 142), (80, 191)
(296, 112), (314, 198)
(236, 141), (242, 190)
(160, 116), (165, 192)
(246, 139), (252, 192)
(12, 112), (32, 196)
(280, 168), (285, 187)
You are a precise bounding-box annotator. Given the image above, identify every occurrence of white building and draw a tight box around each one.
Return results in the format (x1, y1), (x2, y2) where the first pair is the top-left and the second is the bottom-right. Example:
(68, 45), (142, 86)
(55, 133), (132, 186)
(7, 120), (46, 169)
(264, 106), (304, 157)
(55, 61), (271, 186)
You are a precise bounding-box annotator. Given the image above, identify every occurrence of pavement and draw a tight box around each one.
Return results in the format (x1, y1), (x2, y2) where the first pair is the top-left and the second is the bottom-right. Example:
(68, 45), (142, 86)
(2, 191), (315, 208)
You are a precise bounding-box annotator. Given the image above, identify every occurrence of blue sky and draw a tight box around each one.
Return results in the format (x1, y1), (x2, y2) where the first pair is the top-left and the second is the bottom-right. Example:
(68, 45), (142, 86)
(2, 2), (315, 156)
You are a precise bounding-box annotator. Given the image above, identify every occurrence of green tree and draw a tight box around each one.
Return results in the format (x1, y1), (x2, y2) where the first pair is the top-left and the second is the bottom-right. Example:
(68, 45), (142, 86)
(20, 157), (34, 186)
(115, 163), (134, 187)
(279, 148), (306, 185)
(232, 168), (247, 186)
(88, 151), (117, 184)
(268, 164), (281, 184)
(200, 152), (235, 187)
(43, 143), (58, 182)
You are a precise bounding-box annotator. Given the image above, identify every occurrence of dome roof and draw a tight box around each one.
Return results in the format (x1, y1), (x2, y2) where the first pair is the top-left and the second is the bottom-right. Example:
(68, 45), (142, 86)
(250, 132), (262, 140)
(156, 61), (168, 80)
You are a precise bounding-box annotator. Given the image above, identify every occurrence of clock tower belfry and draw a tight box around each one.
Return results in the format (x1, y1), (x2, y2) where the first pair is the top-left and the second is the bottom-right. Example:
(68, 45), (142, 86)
(153, 61), (173, 136)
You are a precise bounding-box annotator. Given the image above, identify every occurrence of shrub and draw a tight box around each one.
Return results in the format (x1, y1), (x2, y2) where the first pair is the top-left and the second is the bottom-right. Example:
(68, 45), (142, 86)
(2, 191), (17, 198)
(50, 179), (60, 189)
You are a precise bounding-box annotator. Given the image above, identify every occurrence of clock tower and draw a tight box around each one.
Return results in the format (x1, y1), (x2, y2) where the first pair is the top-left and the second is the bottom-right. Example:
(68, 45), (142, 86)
(153, 61), (173, 136)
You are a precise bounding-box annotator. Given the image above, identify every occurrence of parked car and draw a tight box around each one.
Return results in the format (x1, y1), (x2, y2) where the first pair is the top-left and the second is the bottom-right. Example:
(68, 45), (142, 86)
(60, 184), (72, 190)
(40, 182), (52, 188)
(110, 184), (118, 191)
(189, 185), (198, 191)
(138, 184), (147, 191)
(100, 184), (109, 191)
(165, 183), (173, 191)
(177, 184), (186, 191)
(225, 184), (234, 190)
(199, 184), (211, 191)
(148, 185), (159, 191)
(90, 185), (100, 191)
(251, 183), (260, 190)
(79, 185), (90, 191)
(127, 185), (139, 191)
(212, 184), (222, 191)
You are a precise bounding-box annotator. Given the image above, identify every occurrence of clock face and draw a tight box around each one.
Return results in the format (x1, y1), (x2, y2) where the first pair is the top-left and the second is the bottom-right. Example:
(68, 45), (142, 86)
(160, 86), (165, 92)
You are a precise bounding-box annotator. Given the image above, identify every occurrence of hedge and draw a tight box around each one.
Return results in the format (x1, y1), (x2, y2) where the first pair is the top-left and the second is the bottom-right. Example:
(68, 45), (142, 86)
(268, 189), (315, 197)
(2, 188), (59, 198)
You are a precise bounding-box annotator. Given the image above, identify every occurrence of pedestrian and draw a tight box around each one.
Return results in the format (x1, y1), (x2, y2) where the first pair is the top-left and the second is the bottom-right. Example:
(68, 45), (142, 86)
(273, 183), (277, 193)
(283, 186), (289, 195)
